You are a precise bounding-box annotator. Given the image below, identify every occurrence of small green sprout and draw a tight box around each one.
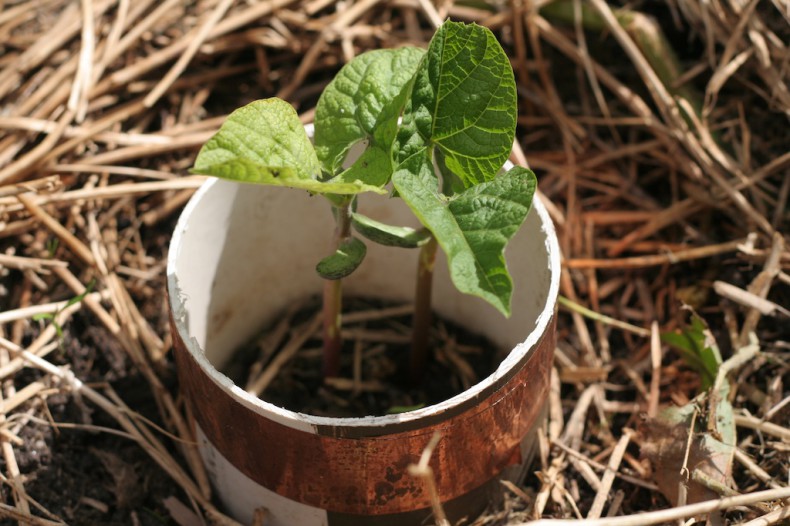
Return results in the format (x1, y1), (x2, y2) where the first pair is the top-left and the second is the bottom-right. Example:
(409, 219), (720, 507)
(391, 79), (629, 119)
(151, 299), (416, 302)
(33, 280), (95, 349)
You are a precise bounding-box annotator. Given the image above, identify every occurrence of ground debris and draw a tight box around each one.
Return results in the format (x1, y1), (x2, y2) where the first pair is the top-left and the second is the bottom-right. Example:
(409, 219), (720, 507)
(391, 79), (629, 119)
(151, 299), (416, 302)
(0, 0), (787, 524)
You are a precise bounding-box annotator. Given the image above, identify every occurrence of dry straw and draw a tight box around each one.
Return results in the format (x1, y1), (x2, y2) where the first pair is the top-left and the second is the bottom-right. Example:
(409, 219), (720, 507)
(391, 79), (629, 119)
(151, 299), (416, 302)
(0, 0), (787, 524)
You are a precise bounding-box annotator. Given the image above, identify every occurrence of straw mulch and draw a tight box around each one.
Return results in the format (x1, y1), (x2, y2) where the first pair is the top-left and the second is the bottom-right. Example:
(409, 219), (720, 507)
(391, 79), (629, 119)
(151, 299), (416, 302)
(0, 0), (787, 525)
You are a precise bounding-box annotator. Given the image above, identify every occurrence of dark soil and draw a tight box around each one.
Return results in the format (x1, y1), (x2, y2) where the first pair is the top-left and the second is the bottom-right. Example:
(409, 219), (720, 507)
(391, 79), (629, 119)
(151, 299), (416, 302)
(20, 420), (179, 526)
(222, 296), (500, 418)
(1, 318), (186, 525)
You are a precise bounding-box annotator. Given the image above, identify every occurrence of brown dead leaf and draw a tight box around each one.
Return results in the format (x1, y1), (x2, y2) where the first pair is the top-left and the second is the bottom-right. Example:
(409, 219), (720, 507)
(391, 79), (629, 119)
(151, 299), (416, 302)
(639, 389), (736, 507)
(90, 447), (142, 509)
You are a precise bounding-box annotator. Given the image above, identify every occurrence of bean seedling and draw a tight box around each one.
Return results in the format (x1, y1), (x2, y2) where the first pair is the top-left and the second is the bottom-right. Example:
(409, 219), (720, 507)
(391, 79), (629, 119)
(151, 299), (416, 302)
(192, 21), (536, 383)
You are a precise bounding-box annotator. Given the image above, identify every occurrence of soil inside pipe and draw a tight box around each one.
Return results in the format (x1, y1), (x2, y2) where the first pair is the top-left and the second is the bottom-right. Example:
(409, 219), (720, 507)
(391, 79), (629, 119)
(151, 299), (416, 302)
(221, 295), (500, 418)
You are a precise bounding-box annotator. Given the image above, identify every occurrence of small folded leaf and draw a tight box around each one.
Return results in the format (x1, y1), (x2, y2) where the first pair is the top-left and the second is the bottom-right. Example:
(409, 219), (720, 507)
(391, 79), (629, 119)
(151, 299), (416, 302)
(193, 98), (384, 195)
(328, 145), (392, 188)
(392, 151), (536, 315)
(396, 21), (517, 189)
(316, 237), (367, 280)
(661, 311), (722, 390)
(351, 213), (431, 248)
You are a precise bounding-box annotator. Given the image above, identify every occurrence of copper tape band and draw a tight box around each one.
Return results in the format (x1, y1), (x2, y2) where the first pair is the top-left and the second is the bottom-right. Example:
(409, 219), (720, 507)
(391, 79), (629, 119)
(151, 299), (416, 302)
(173, 316), (555, 516)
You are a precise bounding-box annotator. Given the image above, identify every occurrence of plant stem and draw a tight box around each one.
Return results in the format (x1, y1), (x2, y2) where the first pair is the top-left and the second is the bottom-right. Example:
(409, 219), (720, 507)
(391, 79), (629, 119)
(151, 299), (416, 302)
(410, 234), (438, 384)
(322, 199), (352, 378)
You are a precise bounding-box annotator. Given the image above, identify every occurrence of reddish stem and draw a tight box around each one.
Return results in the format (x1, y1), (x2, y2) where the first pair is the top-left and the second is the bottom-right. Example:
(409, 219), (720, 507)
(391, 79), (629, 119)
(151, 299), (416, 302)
(322, 278), (343, 377)
(410, 235), (438, 384)
(321, 200), (352, 378)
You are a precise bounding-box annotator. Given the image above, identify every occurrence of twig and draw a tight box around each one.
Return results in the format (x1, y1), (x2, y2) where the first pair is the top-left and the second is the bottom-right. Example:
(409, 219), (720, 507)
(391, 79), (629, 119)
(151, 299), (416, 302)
(0, 385), (32, 517)
(144, 0), (236, 108)
(407, 432), (449, 526)
(0, 109), (75, 185)
(0, 337), (240, 526)
(558, 296), (650, 337)
(68, 0), (95, 122)
(0, 502), (65, 526)
(586, 431), (631, 519)
(0, 176), (61, 198)
(416, 0), (442, 28)
(247, 312), (323, 396)
(647, 321), (661, 418)
(551, 440), (658, 491)
(0, 254), (68, 273)
(566, 238), (746, 270)
(516, 487), (790, 525)
(16, 192), (95, 266)
(738, 505), (790, 526)
(738, 233), (786, 345)
(734, 414), (790, 442)
(587, 0), (773, 235)
(714, 281), (790, 318)
(0, 177), (207, 210)
(0, 291), (107, 324)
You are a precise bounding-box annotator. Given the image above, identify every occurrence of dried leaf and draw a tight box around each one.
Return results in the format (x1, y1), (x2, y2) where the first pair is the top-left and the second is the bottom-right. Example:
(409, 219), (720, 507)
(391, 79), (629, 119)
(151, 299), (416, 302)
(91, 448), (141, 509)
(640, 387), (736, 506)
(643, 314), (736, 507)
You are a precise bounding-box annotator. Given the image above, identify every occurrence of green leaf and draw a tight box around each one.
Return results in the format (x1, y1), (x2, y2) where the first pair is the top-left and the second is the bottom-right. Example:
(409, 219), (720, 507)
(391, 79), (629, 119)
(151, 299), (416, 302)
(351, 212), (431, 248)
(392, 152), (536, 316)
(33, 313), (63, 344)
(46, 238), (59, 258)
(387, 403), (425, 414)
(327, 145), (392, 188)
(396, 21), (517, 188)
(661, 311), (722, 390)
(64, 279), (95, 309)
(314, 47), (425, 184)
(193, 98), (383, 195)
(316, 237), (367, 280)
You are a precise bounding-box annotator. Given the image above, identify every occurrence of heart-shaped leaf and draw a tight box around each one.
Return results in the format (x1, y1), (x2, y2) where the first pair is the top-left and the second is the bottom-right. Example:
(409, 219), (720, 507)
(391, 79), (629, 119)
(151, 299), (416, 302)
(193, 98), (384, 195)
(392, 151), (536, 316)
(396, 21), (517, 188)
